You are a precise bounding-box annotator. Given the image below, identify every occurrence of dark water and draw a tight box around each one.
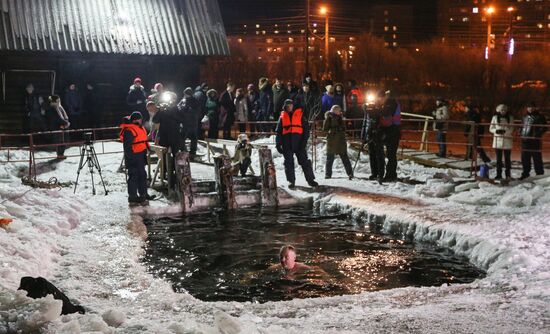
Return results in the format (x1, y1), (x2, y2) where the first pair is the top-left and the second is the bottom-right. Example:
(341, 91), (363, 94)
(142, 206), (485, 303)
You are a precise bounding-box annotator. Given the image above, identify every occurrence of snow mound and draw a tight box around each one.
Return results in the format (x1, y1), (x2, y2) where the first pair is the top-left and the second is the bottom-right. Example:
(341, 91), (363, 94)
(102, 309), (126, 328)
(0, 289), (62, 333)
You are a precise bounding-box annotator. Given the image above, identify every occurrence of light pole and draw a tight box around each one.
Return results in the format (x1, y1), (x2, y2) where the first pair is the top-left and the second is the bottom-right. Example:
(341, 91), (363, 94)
(320, 6), (329, 74)
(507, 6), (515, 58)
(485, 6), (495, 60)
(305, 0), (310, 74)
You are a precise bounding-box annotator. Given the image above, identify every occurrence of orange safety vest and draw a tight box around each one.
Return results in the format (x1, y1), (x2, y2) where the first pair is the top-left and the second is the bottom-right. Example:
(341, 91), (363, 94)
(119, 123), (149, 153)
(281, 109), (304, 135)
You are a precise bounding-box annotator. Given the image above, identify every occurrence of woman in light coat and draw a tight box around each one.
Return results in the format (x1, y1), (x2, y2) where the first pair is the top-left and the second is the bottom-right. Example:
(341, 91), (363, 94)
(489, 104), (514, 179)
(234, 88), (248, 133)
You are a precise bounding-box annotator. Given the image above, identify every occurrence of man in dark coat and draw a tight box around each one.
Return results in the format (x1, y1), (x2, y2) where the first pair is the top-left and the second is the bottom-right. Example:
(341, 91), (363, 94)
(302, 73), (320, 96)
(194, 82), (208, 139)
(272, 78), (289, 120)
(275, 99), (318, 188)
(464, 103), (491, 163)
(363, 103), (384, 183)
(120, 112), (154, 204)
(379, 91), (401, 182)
(126, 77), (149, 123)
(247, 84), (260, 137)
(22, 83), (45, 133)
(219, 82), (236, 139)
(520, 102), (548, 179)
(152, 99), (184, 186)
(83, 82), (102, 128)
(323, 105), (353, 179)
(64, 83), (82, 129)
(177, 87), (202, 158)
(295, 82), (321, 121)
(258, 77), (273, 134)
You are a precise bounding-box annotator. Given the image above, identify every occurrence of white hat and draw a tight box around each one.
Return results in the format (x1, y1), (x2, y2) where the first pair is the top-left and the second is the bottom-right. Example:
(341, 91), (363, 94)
(496, 104), (508, 114)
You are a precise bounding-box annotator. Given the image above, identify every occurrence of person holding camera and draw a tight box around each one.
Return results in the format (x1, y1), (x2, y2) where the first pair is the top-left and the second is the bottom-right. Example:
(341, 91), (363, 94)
(177, 87), (201, 159)
(520, 102), (548, 179)
(120, 111), (154, 204)
(323, 105), (353, 180)
(275, 99), (318, 189)
(233, 133), (252, 177)
(433, 98), (449, 158)
(45, 95), (70, 159)
(489, 104), (514, 180)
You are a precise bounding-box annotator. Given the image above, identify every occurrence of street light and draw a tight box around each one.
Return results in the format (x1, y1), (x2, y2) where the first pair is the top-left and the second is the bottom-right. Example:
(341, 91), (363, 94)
(485, 6), (495, 60)
(507, 7), (516, 58)
(320, 6), (329, 74)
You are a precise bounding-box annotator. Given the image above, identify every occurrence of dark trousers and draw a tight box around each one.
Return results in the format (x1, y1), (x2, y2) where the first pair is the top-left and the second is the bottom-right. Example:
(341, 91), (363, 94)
(437, 131), (446, 157)
(237, 157), (251, 176)
(325, 153), (353, 177)
(521, 139), (544, 177)
(54, 131), (66, 156)
(283, 149), (315, 183)
(383, 126), (400, 179)
(181, 131), (198, 155)
(238, 122), (246, 134)
(126, 152), (148, 199)
(223, 117), (234, 139)
(467, 135), (491, 163)
(368, 139), (385, 178)
(495, 149), (511, 178)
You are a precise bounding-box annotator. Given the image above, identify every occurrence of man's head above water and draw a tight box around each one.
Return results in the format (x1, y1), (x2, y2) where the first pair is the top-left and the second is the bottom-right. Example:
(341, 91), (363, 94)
(279, 245), (297, 270)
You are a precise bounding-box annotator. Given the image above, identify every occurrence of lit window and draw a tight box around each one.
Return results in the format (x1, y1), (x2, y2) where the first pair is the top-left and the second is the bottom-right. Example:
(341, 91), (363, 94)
(289, 47), (294, 52)
(313, 23), (318, 27)
(277, 47), (282, 52)
(349, 37), (356, 42)
(384, 42), (389, 47)
(243, 24), (247, 28)
(329, 37), (336, 42)
(256, 24), (260, 28)
(274, 30), (279, 34)
(238, 38), (243, 43)
(262, 30), (266, 35)
(537, 23), (543, 28)
(313, 29), (317, 33)
(384, 10), (388, 15)
(463, 17), (469, 22)
(256, 31), (260, 35)
(517, 16), (522, 20)
(393, 42), (398, 47)
(266, 38), (273, 43)
(450, 17), (454, 21)
(393, 34), (397, 39)
(349, 45), (356, 51)
(301, 29), (305, 33)
(287, 30), (291, 34)
(393, 26), (397, 31)
(384, 26), (389, 31)
(288, 37), (294, 43)
(526, 34), (531, 38)
(473, 7), (479, 13)
(267, 48), (272, 52)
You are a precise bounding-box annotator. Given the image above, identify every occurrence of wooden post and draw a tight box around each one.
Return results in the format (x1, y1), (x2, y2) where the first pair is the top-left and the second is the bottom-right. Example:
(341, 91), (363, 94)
(175, 151), (193, 213)
(214, 155), (236, 210)
(259, 148), (278, 207)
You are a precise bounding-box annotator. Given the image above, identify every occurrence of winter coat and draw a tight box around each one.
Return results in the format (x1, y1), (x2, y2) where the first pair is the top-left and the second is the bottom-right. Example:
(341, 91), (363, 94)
(205, 97), (219, 129)
(433, 105), (449, 131)
(288, 87), (299, 103)
(321, 93), (336, 114)
(126, 85), (148, 114)
(272, 84), (289, 118)
(521, 111), (547, 139)
(194, 86), (207, 117)
(23, 92), (42, 118)
(64, 90), (81, 116)
(295, 90), (321, 121)
(258, 85), (273, 121)
(489, 114), (514, 149)
(45, 105), (70, 130)
(333, 93), (345, 111)
(275, 109), (310, 153)
(302, 75), (320, 95)
(323, 111), (348, 155)
(152, 106), (184, 148)
(247, 92), (260, 121)
(465, 108), (485, 136)
(219, 90), (236, 125)
(235, 96), (248, 123)
(177, 96), (201, 133)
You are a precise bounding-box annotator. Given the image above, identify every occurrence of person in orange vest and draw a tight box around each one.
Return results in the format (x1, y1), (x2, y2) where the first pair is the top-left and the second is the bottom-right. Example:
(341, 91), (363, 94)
(275, 99), (318, 189)
(120, 111), (155, 204)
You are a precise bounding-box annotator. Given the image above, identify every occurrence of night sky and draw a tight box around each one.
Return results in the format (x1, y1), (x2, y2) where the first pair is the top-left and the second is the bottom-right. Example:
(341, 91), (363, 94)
(218, 0), (438, 41)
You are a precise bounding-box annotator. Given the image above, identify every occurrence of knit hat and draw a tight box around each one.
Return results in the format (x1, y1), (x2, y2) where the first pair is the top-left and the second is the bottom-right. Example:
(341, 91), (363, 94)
(130, 111), (143, 121)
(283, 99), (294, 109)
(134, 77), (142, 84)
(325, 85), (334, 93)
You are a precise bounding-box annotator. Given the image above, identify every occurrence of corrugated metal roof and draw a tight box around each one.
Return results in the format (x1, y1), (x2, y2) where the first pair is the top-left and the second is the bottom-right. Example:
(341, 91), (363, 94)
(0, 0), (229, 56)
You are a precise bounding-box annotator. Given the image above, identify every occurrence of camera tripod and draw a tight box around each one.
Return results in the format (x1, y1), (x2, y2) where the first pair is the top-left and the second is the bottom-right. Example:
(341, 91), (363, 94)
(74, 141), (108, 195)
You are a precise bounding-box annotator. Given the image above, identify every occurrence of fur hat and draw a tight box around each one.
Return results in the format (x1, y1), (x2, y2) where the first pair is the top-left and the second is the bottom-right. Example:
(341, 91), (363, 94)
(207, 89), (218, 98)
(183, 87), (193, 96)
(325, 85), (334, 93)
(330, 105), (342, 113)
(154, 83), (163, 91)
(496, 104), (508, 114)
(259, 77), (269, 90)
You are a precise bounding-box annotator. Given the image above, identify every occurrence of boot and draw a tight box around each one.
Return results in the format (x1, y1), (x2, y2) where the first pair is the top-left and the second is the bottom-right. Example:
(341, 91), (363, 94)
(288, 182), (296, 189)
(308, 180), (319, 187)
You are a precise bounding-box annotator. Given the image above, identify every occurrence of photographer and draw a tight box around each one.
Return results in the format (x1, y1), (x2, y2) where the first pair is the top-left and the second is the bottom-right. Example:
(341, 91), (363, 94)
(232, 133), (252, 177)
(363, 100), (384, 183)
(120, 112), (154, 204)
(520, 102), (547, 179)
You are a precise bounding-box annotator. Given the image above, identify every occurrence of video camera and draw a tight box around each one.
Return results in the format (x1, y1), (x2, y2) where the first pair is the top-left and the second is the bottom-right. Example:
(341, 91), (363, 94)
(157, 91), (177, 111)
(83, 132), (93, 145)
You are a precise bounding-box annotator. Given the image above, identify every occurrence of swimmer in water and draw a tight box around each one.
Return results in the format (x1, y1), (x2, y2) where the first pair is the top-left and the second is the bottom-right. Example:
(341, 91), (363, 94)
(273, 245), (312, 279)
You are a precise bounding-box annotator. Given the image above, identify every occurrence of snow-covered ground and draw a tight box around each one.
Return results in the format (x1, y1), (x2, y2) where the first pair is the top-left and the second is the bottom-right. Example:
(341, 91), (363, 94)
(1, 140), (549, 333)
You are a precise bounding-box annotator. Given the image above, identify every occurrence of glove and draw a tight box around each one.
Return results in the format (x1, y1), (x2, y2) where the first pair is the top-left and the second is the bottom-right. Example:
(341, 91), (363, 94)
(496, 129), (505, 135)
(276, 145), (283, 154)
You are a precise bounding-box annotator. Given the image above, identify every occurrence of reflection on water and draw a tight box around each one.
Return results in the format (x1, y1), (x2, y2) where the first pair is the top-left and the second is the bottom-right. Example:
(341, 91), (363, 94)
(142, 206), (484, 303)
